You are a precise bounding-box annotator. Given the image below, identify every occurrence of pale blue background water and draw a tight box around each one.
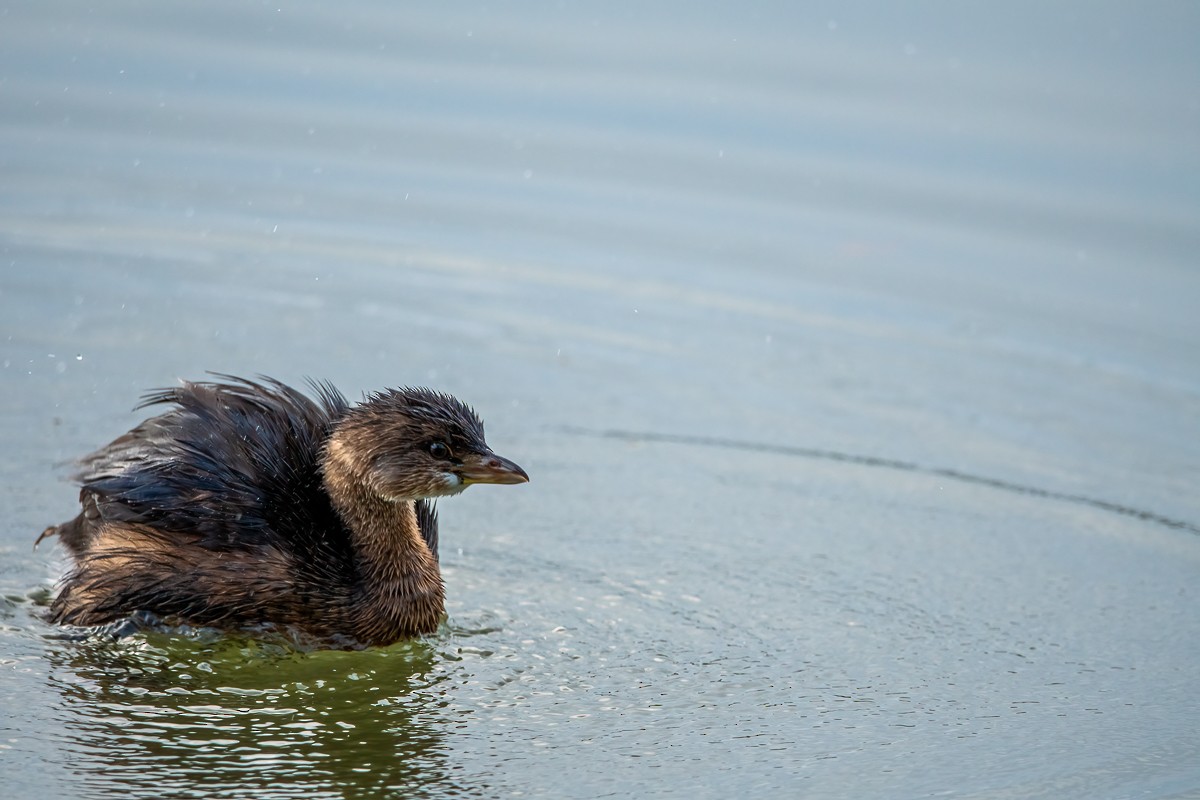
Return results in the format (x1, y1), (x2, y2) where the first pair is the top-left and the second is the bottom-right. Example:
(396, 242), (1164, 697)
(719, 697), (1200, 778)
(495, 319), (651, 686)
(2, 3), (1198, 798)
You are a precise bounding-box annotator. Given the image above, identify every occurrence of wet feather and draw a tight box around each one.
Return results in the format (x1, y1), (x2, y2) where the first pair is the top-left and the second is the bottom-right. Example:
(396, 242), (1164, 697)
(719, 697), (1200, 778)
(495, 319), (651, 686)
(40, 374), (527, 647)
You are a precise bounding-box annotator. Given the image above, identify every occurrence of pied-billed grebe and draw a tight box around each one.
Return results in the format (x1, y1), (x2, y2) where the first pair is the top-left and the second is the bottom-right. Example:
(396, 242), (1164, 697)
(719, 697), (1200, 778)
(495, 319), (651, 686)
(38, 375), (528, 647)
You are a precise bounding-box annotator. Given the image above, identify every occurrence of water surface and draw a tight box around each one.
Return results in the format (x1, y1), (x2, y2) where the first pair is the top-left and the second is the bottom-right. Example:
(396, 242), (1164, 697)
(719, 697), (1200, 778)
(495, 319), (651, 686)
(2, 3), (1198, 798)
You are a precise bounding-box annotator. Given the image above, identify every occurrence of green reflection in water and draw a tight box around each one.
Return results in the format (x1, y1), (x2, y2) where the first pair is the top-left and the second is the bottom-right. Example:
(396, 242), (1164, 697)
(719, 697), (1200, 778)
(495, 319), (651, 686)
(44, 629), (490, 799)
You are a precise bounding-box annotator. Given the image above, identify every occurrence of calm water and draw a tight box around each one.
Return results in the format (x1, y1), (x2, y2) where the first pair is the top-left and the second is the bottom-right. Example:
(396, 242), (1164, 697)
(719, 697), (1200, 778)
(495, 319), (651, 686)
(2, 3), (1199, 798)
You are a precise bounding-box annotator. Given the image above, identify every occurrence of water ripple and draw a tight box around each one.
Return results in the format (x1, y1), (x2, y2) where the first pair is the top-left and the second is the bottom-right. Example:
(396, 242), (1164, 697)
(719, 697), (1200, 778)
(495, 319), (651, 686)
(561, 426), (1200, 535)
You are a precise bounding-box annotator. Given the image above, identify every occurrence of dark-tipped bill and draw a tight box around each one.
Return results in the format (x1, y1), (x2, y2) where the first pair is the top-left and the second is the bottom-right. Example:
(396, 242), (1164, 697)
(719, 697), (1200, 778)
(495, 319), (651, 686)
(459, 453), (530, 486)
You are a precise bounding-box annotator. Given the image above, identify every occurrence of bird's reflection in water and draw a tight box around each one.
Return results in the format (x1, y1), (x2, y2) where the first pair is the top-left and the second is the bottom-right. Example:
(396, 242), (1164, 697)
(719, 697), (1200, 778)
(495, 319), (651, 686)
(43, 629), (490, 799)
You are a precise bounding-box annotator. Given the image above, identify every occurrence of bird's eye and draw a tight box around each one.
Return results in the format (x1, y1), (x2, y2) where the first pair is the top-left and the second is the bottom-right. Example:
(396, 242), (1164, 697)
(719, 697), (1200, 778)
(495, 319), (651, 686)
(428, 442), (452, 459)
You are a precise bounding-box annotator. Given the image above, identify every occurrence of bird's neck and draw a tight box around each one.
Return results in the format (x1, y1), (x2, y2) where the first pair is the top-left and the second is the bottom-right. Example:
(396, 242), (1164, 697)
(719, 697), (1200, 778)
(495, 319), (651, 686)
(322, 443), (444, 645)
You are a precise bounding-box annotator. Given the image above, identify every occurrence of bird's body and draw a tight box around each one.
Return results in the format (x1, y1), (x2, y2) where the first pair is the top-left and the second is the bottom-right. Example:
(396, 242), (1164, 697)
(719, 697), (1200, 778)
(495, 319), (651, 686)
(39, 375), (528, 647)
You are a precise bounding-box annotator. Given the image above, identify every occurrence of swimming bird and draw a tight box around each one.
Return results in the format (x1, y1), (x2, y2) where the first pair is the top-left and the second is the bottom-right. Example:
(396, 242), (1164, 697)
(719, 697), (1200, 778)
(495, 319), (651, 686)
(38, 375), (528, 647)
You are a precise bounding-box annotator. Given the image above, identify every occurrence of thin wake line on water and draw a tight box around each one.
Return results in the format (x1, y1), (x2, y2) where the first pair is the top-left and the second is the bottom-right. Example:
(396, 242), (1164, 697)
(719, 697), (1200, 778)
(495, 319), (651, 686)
(560, 426), (1200, 536)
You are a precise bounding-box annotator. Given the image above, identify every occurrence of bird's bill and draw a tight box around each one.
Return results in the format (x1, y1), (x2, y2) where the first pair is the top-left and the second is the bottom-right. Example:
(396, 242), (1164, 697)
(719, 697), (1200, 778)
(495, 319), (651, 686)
(459, 452), (530, 486)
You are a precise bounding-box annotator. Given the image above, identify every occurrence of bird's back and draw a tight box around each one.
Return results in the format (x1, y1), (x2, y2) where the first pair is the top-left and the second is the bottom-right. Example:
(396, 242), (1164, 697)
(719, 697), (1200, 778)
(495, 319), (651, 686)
(60, 376), (352, 560)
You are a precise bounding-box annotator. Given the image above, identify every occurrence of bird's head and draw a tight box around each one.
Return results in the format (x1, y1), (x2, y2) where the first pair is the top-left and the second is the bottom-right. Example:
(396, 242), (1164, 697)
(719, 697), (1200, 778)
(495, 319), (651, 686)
(325, 387), (528, 502)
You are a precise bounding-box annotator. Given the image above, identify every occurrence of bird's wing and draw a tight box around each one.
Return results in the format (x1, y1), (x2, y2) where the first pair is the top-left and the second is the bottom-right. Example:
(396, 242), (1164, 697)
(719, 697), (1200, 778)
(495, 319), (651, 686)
(415, 499), (439, 562)
(70, 376), (349, 552)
